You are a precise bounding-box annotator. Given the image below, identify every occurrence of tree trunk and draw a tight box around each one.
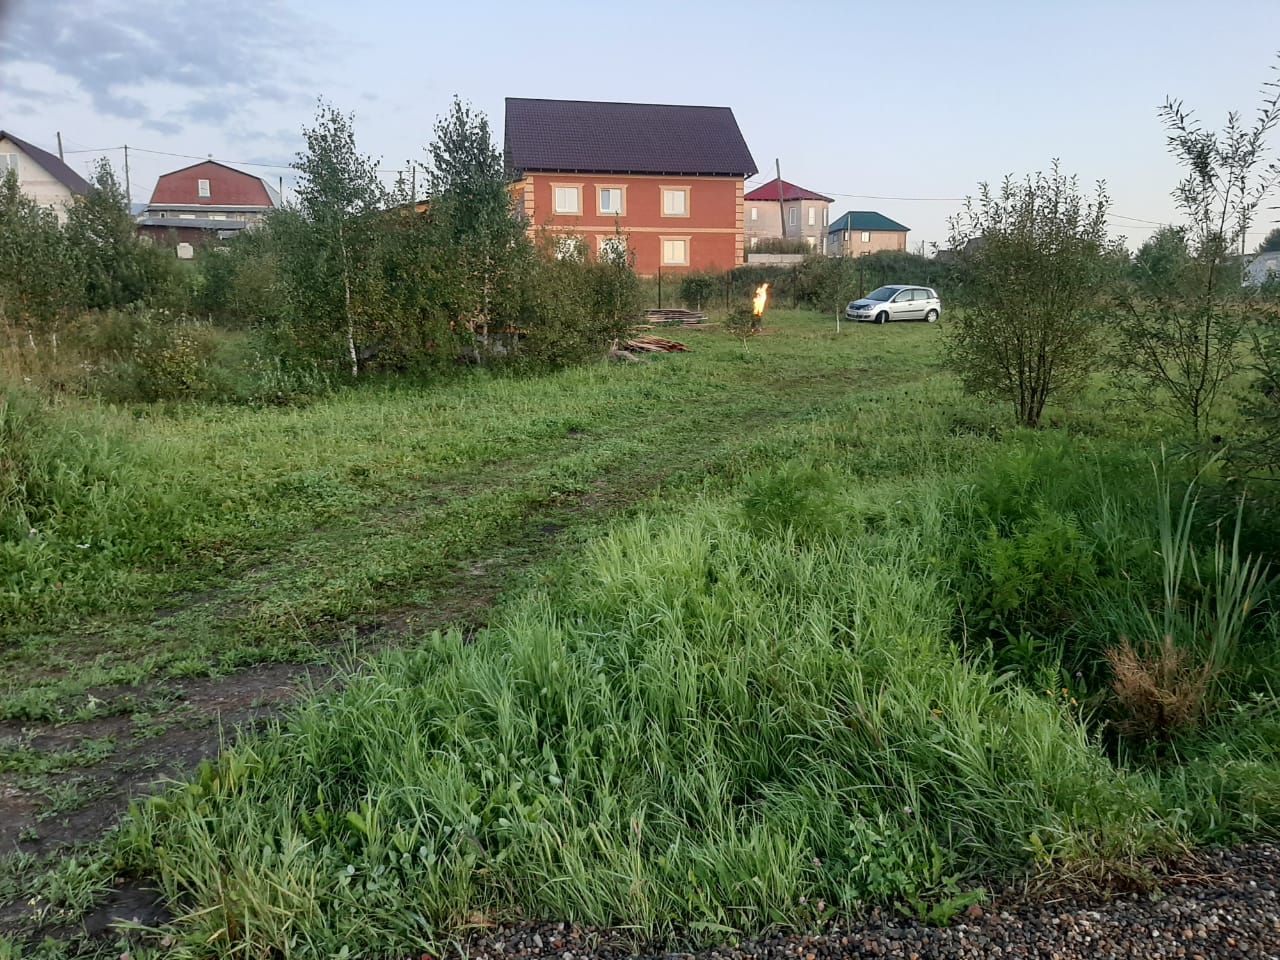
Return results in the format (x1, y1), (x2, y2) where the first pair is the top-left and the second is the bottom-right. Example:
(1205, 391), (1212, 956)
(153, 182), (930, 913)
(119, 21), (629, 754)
(338, 222), (358, 378)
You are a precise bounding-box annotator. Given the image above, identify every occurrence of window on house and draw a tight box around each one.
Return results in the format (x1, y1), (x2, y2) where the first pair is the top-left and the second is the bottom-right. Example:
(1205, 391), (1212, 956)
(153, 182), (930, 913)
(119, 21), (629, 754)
(661, 187), (689, 217)
(598, 187), (624, 216)
(788, 207), (798, 227)
(197, 178), (211, 198)
(598, 234), (627, 260)
(861, 231), (871, 243)
(555, 235), (583, 259)
(808, 207), (816, 226)
(750, 206), (758, 221)
(661, 237), (689, 266)
(1, 154), (18, 175)
(553, 185), (582, 215)
(822, 208), (828, 226)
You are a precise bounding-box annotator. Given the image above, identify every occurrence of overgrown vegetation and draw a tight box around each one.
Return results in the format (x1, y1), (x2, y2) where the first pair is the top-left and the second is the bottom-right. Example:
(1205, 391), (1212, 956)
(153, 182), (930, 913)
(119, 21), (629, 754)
(1111, 68), (1280, 440)
(1, 98), (640, 403)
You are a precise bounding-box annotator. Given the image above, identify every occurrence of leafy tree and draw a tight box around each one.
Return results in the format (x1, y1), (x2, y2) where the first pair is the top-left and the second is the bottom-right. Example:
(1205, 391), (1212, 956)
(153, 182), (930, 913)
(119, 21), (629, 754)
(1256, 225), (1280, 253)
(1112, 62), (1280, 440)
(1130, 225), (1192, 296)
(65, 158), (179, 311)
(946, 165), (1115, 427)
(286, 100), (393, 376)
(421, 97), (527, 363)
(0, 170), (81, 331)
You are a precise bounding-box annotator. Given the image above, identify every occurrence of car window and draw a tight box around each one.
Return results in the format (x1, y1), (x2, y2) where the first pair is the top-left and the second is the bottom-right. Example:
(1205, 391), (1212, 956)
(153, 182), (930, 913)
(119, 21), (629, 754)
(865, 286), (897, 302)
(893, 290), (912, 302)
(909, 289), (925, 301)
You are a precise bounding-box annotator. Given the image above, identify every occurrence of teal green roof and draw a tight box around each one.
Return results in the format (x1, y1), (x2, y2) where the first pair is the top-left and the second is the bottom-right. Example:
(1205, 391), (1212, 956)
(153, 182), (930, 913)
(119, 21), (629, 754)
(828, 211), (909, 234)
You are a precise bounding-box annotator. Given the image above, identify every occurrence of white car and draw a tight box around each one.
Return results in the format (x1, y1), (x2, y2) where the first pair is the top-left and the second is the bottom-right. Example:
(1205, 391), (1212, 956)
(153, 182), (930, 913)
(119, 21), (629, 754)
(845, 285), (942, 324)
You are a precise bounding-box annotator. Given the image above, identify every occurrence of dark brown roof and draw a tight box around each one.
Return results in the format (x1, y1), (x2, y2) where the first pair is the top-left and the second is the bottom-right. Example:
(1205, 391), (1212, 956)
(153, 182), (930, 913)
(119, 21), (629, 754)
(504, 98), (757, 178)
(0, 130), (90, 195)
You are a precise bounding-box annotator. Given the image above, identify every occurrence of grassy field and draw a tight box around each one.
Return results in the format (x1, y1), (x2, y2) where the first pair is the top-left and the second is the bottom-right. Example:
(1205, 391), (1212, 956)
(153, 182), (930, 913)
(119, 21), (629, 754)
(3, 310), (1279, 956)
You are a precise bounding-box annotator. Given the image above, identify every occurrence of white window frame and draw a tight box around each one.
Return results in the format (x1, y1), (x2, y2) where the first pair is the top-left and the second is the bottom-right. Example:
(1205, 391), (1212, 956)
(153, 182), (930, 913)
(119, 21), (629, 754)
(822, 208), (828, 226)
(197, 178), (211, 198)
(597, 185), (625, 216)
(660, 236), (689, 266)
(552, 183), (582, 215)
(750, 206), (758, 221)
(861, 231), (871, 243)
(788, 206), (798, 226)
(808, 207), (816, 226)
(661, 186), (690, 218)
(1, 154), (19, 175)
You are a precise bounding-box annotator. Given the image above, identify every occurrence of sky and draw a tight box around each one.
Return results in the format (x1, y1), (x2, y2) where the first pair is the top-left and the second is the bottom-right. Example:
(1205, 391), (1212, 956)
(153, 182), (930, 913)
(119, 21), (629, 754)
(1, 0), (1278, 251)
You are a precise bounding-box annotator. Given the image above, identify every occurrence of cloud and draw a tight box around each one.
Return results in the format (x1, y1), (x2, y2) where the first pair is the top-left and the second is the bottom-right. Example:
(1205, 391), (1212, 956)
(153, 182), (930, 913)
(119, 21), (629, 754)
(0, 0), (323, 129)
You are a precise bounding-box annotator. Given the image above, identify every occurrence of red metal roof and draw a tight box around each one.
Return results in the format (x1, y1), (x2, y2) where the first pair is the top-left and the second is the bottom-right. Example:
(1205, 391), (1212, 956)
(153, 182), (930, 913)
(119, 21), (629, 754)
(148, 160), (274, 207)
(743, 178), (832, 202)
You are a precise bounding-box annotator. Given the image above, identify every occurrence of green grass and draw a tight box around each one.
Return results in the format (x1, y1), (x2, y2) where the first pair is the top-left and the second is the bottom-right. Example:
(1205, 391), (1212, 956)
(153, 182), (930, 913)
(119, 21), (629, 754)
(5, 310), (1280, 956)
(2, 311), (946, 717)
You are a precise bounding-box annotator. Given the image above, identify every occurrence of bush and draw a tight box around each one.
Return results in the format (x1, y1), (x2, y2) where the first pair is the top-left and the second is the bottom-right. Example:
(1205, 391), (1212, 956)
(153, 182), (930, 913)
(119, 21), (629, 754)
(678, 271), (718, 311)
(946, 166), (1116, 427)
(751, 237), (810, 255)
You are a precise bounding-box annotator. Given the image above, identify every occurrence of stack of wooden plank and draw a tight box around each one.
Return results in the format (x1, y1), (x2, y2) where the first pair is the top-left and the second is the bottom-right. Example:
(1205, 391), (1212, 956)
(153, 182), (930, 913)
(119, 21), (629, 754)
(626, 335), (689, 353)
(644, 308), (708, 325)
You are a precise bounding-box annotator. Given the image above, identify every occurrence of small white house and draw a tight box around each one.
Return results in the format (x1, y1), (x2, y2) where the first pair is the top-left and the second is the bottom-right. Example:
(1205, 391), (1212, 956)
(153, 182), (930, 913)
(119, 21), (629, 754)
(0, 129), (90, 222)
(1246, 251), (1280, 287)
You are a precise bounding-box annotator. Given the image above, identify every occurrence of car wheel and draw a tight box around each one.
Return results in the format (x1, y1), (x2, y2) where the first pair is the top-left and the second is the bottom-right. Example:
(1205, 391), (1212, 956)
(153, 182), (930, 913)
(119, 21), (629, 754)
(924, 309), (939, 323)
(875, 311), (888, 325)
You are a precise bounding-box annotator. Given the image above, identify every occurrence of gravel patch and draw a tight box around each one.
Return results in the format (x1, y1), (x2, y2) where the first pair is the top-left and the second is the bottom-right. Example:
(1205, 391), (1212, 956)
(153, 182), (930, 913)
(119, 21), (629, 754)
(448, 844), (1280, 960)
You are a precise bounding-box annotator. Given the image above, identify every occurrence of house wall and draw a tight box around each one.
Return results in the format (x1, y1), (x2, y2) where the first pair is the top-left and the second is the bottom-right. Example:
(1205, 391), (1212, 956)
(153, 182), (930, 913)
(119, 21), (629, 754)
(0, 136), (76, 222)
(828, 229), (908, 257)
(743, 199), (829, 251)
(520, 172), (744, 275)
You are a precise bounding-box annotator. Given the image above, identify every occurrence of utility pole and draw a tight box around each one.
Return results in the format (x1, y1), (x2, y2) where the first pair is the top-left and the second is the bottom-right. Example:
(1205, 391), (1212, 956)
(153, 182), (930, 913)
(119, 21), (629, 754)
(123, 144), (132, 207)
(775, 158), (786, 241)
(56, 132), (63, 162)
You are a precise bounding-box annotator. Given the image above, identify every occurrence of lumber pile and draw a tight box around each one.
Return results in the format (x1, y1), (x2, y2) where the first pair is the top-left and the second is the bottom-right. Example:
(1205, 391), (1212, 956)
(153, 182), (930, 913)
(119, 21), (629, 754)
(644, 308), (708, 326)
(626, 335), (689, 353)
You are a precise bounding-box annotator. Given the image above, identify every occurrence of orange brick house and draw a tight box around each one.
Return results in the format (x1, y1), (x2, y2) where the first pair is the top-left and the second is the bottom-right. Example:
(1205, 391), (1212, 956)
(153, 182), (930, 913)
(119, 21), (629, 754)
(504, 98), (758, 275)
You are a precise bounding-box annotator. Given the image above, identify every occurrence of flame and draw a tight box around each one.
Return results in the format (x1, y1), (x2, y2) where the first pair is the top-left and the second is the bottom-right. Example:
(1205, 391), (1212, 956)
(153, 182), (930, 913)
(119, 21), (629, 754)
(752, 283), (769, 317)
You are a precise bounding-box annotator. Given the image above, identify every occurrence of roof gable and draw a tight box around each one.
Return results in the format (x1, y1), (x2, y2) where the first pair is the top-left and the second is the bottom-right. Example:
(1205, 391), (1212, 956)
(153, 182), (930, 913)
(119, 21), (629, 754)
(828, 210), (910, 234)
(504, 98), (757, 178)
(149, 160), (275, 208)
(0, 130), (90, 195)
(743, 178), (832, 202)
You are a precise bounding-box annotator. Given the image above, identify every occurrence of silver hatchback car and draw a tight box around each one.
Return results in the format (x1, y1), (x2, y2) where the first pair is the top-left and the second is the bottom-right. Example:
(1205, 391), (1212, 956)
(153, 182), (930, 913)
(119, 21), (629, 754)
(845, 285), (942, 324)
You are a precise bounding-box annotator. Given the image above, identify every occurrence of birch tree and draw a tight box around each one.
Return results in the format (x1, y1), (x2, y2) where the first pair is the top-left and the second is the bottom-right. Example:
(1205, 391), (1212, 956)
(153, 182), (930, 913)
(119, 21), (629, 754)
(290, 101), (390, 376)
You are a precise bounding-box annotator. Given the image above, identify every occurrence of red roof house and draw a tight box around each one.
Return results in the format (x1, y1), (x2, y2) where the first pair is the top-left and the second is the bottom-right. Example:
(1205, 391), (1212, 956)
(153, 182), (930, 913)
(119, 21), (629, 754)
(743, 177), (833, 252)
(139, 159), (281, 253)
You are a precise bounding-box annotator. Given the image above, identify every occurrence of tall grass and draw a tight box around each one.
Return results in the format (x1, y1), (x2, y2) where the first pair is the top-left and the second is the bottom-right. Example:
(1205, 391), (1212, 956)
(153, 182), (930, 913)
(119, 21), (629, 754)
(124, 493), (1177, 957)
(0, 389), (197, 623)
